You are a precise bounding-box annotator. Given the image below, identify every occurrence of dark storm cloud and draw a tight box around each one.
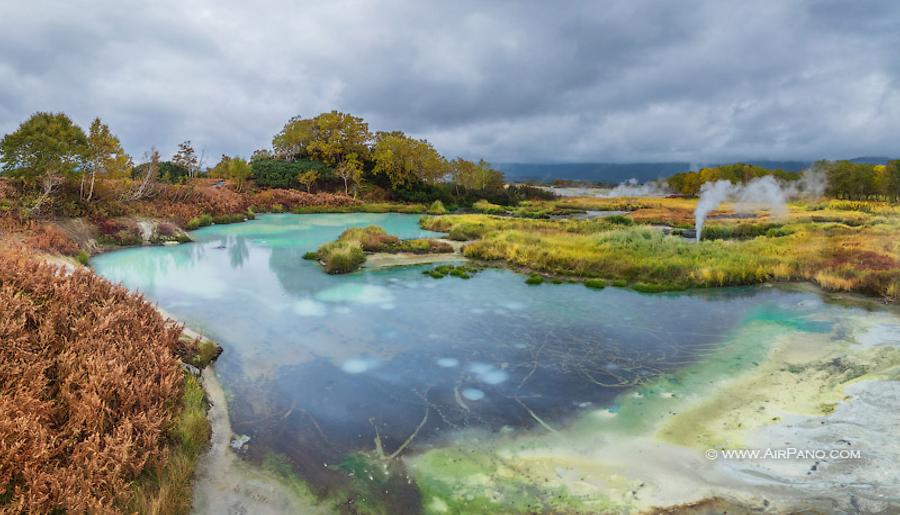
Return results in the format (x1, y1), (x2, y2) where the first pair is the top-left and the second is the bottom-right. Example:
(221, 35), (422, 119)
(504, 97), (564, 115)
(1, 0), (898, 163)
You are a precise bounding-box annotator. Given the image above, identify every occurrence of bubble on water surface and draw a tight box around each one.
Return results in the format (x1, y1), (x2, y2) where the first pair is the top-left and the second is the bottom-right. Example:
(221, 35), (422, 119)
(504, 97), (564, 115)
(469, 363), (493, 374)
(341, 358), (380, 374)
(316, 284), (394, 306)
(468, 363), (510, 384)
(461, 388), (485, 401)
(294, 299), (327, 317)
(436, 358), (459, 368)
(480, 370), (509, 385)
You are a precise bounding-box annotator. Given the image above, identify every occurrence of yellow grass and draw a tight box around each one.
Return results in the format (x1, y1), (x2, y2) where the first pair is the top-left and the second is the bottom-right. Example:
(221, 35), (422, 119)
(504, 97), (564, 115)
(421, 198), (900, 300)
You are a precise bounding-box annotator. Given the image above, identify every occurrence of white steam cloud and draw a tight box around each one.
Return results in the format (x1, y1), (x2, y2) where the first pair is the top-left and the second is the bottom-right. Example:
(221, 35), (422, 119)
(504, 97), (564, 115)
(602, 178), (671, 198)
(694, 168), (828, 241)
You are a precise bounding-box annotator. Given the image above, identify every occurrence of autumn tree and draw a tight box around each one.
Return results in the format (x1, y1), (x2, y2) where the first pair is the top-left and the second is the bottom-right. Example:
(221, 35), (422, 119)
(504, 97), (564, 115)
(82, 118), (132, 202)
(450, 158), (504, 191)
(335, 153), (363, 195)
(371, 131), (448, 189)
(297, 170), (319, 193)
(272, 111), (371, 165)
(0, 112), (87, 213)
(272, 116), (316, 161)
(212, 155), (251, 192)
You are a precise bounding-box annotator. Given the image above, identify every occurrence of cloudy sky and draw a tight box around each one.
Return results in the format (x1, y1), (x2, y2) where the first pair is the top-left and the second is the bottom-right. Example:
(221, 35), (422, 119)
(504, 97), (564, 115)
(1, 0), (898, 164)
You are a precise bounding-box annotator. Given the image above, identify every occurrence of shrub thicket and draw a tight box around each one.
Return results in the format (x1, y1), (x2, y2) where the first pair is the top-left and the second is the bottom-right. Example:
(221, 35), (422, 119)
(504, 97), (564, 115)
(0, 250), (185, 513)
(250, 159), (333, 189)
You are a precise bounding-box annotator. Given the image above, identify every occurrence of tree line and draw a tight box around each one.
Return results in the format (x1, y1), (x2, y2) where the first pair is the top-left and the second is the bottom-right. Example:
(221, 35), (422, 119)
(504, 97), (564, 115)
(2, 111), (897, 217)
(0, 110), (544, 215)
(666, 161), (900, 201)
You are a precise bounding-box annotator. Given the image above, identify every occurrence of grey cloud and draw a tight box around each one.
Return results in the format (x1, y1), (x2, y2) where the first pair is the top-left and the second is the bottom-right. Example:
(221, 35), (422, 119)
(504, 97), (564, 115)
(0, 0), (898, 163)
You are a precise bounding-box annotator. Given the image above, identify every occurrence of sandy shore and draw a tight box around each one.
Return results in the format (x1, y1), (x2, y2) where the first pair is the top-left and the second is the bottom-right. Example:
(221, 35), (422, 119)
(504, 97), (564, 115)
(190, 366), (328, 514)
(363, 238), (467, 269)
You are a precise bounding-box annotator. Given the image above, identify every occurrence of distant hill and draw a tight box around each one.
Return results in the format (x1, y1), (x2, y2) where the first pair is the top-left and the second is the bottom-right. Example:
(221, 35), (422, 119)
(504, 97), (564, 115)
(495, 162), (690, 184)
(497, 157), (896, 184)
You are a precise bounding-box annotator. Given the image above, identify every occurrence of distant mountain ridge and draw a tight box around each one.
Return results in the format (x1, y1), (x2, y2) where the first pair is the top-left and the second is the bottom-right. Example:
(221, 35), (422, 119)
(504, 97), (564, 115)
(496, 157), (896, 184)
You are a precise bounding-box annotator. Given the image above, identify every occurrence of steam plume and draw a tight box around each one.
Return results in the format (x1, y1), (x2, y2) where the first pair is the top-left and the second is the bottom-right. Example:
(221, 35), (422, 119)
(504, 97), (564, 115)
(694, 168), (827, 241)
(602, 178), (670, 198)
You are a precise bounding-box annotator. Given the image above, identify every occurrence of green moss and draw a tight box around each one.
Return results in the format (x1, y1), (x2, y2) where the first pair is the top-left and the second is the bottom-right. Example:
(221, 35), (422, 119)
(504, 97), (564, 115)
(190, 339), (222, 369)
(411, 448), (612, 514)
(75, 250), (90, 266)
(818, 402), (837, 414)
(422, 264), (481, 280)
(302, 251), (319, 260)
(186, 213), (214, 230)
(525, 273), (544, 285)
(584, 278), (606, 289)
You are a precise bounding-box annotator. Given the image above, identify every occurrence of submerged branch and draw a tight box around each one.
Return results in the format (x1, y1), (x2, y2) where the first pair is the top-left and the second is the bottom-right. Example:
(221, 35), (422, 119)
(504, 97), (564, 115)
(370, 406), (430, 461)
(515, 398), (557, 433)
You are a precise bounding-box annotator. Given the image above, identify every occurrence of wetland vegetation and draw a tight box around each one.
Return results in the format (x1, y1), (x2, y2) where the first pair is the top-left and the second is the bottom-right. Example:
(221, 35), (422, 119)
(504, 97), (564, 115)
(1, 108), (899, 514)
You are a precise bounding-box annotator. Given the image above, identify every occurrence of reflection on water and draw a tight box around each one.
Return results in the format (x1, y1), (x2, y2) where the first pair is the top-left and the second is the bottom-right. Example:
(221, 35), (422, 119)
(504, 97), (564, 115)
(91, 213), (843, 509)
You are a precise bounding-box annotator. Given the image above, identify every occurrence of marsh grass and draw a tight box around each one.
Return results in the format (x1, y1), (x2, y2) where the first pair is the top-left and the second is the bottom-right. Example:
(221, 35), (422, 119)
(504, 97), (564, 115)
(312, 225), (453, 274)
(125, 374), (211, 515)
(427, 200), (448, 214)
(423, 200), (900, 299)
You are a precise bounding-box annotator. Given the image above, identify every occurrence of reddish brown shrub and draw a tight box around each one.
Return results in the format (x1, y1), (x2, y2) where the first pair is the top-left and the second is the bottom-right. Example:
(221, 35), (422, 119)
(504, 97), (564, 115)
(24, 224), (80, 256)
(157, 222), (177, 237)
(0, 251), (184, 513)
(96, 218), (126, 235)
(130, 184), (250, 227)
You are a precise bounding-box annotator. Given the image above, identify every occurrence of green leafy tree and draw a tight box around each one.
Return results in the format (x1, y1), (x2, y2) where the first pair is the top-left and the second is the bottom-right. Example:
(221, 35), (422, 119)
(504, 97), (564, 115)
(250, 159), (332, 189)
(0, 112), (88, 212)
(1, 112), (87, 179)
(83, 118), (132, 201)
(824, 161), (877, 200)
(885, 161), (900, 201)
(297, 170), (319, 193)
(212, 155), (252, 192)
(371, 131), (448, 189)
